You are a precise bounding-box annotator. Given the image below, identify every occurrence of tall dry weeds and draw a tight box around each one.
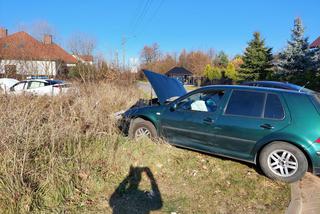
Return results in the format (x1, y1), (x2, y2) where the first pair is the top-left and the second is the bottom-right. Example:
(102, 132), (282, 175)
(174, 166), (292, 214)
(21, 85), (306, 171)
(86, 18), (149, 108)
(0, 82), (139, 212)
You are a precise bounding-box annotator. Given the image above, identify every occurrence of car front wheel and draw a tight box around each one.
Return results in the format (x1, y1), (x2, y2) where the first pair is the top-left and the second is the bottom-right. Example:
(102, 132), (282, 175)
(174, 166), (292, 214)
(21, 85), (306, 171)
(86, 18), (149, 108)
(128, 118), (158, 139)
(259, 141), (308, 183)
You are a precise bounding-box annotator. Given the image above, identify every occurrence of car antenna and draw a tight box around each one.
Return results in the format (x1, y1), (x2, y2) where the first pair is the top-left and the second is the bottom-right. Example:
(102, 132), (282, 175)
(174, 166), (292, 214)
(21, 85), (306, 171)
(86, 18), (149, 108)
(299, 81), (310, 92)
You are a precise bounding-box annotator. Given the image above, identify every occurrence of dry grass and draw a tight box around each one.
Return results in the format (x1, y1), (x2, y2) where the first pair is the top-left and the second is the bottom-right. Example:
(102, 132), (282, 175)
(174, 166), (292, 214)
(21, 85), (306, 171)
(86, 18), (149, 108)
(0, 81), (290, 213)
(0, 82), (138, 213)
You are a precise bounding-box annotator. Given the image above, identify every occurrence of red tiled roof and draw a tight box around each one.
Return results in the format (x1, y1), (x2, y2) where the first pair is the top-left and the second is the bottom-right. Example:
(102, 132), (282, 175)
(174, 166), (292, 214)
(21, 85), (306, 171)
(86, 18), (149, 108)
(0, 31), (77, 64)
(79, 55), (93, 62)
(310, 36), (320, 48)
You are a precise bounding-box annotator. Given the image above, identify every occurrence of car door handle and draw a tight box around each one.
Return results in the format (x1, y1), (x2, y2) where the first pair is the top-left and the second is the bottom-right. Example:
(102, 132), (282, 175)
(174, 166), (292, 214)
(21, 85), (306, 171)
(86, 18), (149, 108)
(260, 123), (274, 130)
(203, 117), (214, 125)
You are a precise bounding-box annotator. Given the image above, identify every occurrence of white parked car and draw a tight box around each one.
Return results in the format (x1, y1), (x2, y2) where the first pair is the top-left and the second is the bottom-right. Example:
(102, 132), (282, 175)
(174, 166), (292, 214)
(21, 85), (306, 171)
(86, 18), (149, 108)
(9, 79), (71, 96)
(0, 78), (19, 94)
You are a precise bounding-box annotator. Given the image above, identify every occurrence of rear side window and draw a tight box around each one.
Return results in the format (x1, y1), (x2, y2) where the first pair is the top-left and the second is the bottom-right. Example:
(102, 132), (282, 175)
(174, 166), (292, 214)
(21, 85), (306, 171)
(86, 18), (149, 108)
(310, 93), (320, 114)
(225, 90), (265, 117)
(264, 94), (284, 119)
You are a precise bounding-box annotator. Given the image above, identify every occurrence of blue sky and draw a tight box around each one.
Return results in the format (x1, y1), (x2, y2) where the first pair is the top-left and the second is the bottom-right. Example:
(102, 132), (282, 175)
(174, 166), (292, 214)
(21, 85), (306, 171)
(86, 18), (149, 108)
(0, 0), (319, 64)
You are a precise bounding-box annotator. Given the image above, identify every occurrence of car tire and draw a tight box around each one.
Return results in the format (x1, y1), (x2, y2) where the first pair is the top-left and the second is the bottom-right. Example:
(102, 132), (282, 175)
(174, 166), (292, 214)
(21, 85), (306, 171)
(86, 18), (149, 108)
(259, 141), (308, 183)
(128, 118), (158, 139)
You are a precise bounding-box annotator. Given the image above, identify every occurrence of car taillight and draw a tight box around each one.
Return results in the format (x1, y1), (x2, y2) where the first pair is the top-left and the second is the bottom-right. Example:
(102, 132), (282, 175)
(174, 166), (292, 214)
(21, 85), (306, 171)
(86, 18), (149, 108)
(315, 138), (320, 144)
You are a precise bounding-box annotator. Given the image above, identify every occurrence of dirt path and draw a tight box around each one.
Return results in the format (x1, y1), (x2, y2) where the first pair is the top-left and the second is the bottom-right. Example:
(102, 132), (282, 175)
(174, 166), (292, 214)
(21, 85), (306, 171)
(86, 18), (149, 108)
(300, 173), (320, 213)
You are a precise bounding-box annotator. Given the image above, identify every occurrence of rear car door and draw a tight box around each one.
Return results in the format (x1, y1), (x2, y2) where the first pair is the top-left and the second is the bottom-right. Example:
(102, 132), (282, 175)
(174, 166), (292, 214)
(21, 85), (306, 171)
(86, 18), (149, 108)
(212, 90), (290, 160)
(26, 81), (48, 95)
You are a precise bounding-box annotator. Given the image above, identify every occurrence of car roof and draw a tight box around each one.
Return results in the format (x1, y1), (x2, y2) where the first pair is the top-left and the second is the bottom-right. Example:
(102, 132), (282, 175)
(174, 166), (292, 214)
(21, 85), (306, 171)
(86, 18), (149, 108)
(23, 79), (64, 84)
(25, 79), (48, 82)
(197, 84), (314, 96)
(242, 81), (302, 89)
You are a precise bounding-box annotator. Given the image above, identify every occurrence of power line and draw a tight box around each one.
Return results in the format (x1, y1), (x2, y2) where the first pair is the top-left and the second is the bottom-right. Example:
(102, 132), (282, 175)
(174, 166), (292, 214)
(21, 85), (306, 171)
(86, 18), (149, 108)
(135, 0), (165, 36)
(128, 0), (145, 32)
(131, 0), (154, 35)
(122, 0), (162, 69)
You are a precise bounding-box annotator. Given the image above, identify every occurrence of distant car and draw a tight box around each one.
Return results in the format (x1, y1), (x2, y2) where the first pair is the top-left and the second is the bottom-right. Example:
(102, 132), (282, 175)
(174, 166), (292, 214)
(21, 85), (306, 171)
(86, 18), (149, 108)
(9, 79), (71, 96)
(120, 70), (320, 183)
(241, 81), (313, 92)
(0, 78), (19, 94)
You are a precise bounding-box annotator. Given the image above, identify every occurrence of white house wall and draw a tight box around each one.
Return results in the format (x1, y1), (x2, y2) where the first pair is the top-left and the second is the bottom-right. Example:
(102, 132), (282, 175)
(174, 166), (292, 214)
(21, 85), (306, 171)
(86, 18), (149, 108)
(0, 60), (57, 76)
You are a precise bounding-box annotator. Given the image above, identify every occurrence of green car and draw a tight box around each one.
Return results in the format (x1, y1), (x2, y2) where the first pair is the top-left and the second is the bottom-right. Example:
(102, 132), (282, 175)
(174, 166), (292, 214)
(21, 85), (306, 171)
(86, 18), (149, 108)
(121, 70), (320, 182)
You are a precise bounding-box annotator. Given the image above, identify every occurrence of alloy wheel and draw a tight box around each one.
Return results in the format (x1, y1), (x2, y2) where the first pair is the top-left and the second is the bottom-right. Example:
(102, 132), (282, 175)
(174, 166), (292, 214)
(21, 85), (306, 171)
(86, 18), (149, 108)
(134, 127), (151, 138)
(267, 149), (298, 177)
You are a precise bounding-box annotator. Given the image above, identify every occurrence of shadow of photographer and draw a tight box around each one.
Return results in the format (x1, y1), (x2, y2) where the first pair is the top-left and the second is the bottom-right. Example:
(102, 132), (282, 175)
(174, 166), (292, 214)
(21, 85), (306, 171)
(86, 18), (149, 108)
(109, 165), (163, 214)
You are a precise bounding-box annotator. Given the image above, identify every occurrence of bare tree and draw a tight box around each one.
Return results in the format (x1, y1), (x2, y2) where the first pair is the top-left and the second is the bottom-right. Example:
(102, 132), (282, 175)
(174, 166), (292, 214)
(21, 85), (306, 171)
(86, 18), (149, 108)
(15, 22), (28, 32)
(178, 49), (188, 67)
(207, 48), (216, 62)
(183, 51), (211, 76)
(67, 33), (96, 56)
(140, 43), (161, 66)
(31, 20), (57, 42)
(155, 54), (177, 73)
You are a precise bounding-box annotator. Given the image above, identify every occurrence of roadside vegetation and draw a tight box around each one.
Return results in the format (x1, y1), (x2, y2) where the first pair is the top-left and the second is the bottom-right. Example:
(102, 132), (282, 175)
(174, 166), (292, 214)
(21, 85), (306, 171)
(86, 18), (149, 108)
(0, 80), (289, 213)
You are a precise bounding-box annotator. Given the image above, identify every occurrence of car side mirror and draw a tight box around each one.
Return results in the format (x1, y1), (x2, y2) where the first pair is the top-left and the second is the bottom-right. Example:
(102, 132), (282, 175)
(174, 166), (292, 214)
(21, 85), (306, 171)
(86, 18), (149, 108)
(170, 103), (177, 112)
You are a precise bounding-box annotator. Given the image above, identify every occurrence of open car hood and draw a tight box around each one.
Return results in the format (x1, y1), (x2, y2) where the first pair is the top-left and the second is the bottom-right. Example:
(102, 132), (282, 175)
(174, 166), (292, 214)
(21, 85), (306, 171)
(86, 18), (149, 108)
(144, 70), (187, 104)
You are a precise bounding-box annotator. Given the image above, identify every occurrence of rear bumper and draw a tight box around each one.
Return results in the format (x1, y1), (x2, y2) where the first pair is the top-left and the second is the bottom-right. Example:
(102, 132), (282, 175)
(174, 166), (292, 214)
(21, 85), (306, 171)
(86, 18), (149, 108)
(306, 143), (320, 176)
(313, 167), (320, 176)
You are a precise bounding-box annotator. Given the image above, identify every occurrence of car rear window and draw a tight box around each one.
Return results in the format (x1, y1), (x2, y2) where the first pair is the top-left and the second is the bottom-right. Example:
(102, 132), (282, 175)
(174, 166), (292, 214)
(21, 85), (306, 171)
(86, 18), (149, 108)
(225, 90), (265, 117)
(310, 93), (320, 114)
(264, 94), (284, 119)
(46, 80), (64, 85)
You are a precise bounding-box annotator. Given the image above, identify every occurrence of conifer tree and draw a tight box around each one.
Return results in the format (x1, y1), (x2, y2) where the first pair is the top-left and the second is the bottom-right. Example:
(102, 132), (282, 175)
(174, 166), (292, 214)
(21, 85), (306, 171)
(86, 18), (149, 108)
(277, 18), (315, 83)
(240, 32), (273, 81)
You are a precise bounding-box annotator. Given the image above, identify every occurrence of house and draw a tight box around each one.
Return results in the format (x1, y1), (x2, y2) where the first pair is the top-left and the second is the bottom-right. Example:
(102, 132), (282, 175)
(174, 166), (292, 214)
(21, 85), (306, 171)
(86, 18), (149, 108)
(0, 28), (78, 77)
(72, 54), (94, 65)
(310, 36), (320, 48)
(165, 66), (193, 84)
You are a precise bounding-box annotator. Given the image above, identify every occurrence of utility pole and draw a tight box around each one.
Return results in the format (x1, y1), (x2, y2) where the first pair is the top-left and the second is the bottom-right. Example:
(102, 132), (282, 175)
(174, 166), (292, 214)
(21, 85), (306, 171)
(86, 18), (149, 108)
(115, 49), (119, 70)
(122, 36), (126, 71)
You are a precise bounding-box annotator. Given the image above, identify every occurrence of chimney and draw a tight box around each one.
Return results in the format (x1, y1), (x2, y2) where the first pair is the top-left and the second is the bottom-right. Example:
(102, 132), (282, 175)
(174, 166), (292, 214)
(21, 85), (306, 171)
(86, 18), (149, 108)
(43, 34), (52, 44)
(0, 28), (8, 38)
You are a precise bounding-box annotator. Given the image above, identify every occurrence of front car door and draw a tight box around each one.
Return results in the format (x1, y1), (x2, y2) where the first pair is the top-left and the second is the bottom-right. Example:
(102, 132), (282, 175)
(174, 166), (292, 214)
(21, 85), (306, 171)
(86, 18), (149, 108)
(160, 89), (227, 150)
(11, 81), (26, 94)
(213, 89), (290, 161)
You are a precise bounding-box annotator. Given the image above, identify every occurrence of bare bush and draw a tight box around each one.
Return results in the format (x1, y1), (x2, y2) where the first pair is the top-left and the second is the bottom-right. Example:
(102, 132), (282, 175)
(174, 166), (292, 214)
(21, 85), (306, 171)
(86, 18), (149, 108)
(67, 63), (137, 85)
